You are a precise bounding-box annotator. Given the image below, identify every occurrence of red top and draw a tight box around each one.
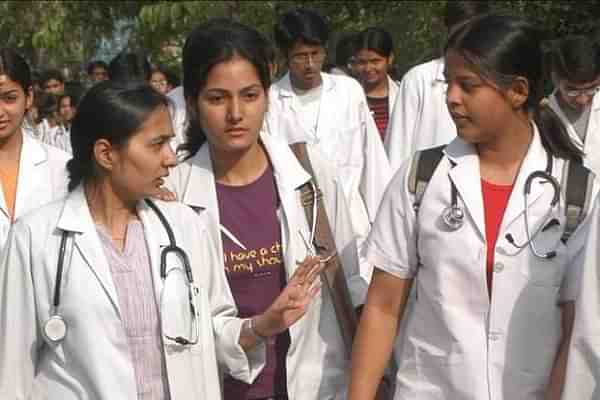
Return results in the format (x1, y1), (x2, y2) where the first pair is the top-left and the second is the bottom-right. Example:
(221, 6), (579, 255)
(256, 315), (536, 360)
(481, 179), (513, 296)
(366, 96), (389, 141)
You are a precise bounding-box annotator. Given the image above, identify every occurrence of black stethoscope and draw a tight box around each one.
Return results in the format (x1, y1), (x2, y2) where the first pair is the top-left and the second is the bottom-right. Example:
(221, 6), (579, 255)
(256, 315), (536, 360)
(43, 199), (200, 345)
(442, 149), (561, 259)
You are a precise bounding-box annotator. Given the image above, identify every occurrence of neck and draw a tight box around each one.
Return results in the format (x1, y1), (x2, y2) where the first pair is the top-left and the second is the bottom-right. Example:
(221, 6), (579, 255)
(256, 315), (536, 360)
(0, 128), (23, 163)
(364, 77), (389, 98)
(290, 72), (322, 91)
(477, 114), (533, 184)
(211, 141), (269, 186)
(84, 180), (138, 240)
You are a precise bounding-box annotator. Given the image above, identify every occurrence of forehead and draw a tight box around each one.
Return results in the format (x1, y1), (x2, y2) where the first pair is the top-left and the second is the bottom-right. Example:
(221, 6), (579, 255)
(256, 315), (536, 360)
(151, 71), (166, 79)
(0, 74), (23, 91)
(562, 76), (600, 89)
(290, 41), (324, 54)
(204, 56), (262, 89)
(444, 51), (479, 78)
(355, 49), (386, 60)
(44, 78), (62, 86)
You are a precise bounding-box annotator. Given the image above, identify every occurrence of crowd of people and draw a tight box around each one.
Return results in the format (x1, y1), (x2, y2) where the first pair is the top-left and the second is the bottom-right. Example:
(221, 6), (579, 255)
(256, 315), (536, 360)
(2, 1), (600, 399)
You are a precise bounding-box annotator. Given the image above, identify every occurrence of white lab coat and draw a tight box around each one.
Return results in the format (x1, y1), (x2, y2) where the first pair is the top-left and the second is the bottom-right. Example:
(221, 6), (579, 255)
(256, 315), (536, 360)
(167, 131), (368, 399)
(562, 195), (600, 399)
(37, 119), (72, 153)
(365, 126), (596, 399)
(266, 72), (392, 282)
(0, 186), (265, 400)
(385, 57), (457, 172)
(0, 134), (70, 248)
(166, 86), (188, 153)
(549, 91), (600, 176)
(383, 75), (400, 148)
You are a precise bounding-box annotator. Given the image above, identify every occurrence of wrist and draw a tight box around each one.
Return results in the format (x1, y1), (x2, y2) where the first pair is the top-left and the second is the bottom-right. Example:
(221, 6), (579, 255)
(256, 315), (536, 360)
(252, 313), (276, 338)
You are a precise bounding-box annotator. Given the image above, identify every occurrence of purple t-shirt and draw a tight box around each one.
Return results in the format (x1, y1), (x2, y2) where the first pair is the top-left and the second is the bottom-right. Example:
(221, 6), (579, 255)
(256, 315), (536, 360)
(216, 163), (290, 400)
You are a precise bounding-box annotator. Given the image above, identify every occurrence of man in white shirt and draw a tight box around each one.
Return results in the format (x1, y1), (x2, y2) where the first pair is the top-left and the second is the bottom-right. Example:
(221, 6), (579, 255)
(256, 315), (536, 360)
(385, 0), (490, 172)
(548, 35), (600, 176)
(266, 8), (391, 283)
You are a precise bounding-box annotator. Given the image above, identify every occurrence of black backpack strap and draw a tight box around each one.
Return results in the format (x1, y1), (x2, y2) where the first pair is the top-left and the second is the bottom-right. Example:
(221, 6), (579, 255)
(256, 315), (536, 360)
(408, 145), (446, 213)
(561, 159), (593, 243)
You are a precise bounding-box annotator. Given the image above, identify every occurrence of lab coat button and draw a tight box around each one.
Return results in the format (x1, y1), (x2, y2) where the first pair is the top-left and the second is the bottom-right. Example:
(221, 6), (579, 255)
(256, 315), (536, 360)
(493, 262), (504, 273)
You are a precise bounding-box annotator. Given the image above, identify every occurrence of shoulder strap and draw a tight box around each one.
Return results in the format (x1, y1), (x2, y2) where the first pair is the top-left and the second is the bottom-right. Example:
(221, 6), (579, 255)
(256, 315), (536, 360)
(289, 142), (357, 358)
(561, 159), (593, 243)
(408, 145), (446, 213)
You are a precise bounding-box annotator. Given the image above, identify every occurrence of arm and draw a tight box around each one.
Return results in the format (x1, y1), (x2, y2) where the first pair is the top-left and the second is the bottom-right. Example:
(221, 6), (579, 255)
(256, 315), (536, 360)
(0, 223), (40, 398)
(546, 301), (574, 400)
(349, 270), (413, 400)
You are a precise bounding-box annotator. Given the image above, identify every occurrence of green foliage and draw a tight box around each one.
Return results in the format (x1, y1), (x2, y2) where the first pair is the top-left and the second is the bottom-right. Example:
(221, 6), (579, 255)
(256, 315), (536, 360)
(3, 1), (600, 79)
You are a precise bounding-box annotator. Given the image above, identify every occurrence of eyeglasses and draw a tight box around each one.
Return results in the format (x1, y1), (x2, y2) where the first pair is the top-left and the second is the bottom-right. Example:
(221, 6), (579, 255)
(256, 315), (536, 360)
(289, 51), (326, 66)
(160, 266), (200, 346)
(151, 80), (168, 87)
(560, 83), (600, 98)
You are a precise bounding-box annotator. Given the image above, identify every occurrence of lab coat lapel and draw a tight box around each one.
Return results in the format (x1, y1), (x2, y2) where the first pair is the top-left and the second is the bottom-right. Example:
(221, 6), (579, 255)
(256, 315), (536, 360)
(314, 73), (336, 141)
(12, 135), (46, 219)
(181, 145), (218, 214)
(549, 93), (584, 150)
(583, 93), (600, 174)
(137, 201), (169, 301)
(57, 186), (122, 319)
(262, 132), (312, 278)
(446, 140), (486, 239)
(499, 127), (549, 232)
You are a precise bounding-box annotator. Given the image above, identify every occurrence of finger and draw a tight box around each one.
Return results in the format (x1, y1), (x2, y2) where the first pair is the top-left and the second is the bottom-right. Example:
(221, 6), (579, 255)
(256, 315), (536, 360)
(290, 256), (315, 283)
(305, 258), (327, 283)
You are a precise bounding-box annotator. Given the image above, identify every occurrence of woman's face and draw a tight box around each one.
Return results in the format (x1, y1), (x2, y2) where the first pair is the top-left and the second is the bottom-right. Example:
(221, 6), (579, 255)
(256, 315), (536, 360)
(108, 105), (177, 201)
(444, 50), (518, 145)
(59, 96), (75, 123)
(195, 55), (267, 156)
(0, 74), (32, 142)
(150, 71), (169, 94)
(353, 49), (391, 88)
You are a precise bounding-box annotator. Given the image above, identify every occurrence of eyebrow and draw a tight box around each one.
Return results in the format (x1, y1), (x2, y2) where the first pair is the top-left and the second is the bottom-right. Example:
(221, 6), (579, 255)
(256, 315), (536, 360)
(204, 84), (262, 94)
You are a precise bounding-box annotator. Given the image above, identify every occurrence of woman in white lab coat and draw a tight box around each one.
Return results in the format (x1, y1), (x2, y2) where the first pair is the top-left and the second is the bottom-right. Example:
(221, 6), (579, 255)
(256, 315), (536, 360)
(0, 81), (324, 399)
(349, 15), (597, 400)
(167, 19), (367, 400)
(548, 35), (600, 176)
(351, 27), (400, 146)
(0, 48), (69, 248)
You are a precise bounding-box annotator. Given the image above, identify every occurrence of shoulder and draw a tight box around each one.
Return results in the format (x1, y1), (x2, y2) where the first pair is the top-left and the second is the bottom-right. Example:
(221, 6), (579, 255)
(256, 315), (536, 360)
(325, 73), (363, 94)
(12, 198), (65, 237)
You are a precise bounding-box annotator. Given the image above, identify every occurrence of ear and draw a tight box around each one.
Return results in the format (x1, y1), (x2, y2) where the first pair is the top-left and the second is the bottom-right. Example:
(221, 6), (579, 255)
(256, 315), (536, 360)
(507, 77), (529, 109)
(388, 53), (394, 66)
(93, 138), (117, 172)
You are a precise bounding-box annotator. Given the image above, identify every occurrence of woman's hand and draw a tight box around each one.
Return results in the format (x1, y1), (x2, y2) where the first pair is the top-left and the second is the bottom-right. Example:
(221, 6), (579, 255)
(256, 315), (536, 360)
(253, 255), (325, 338)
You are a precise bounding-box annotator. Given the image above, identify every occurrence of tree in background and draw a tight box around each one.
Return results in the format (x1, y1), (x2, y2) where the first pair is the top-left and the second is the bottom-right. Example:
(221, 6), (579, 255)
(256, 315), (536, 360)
(3, 1), (600, 81)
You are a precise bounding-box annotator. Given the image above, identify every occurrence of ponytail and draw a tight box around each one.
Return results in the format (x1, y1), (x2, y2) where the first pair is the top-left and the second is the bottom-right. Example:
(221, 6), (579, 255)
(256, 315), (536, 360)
(66, 156), (95, 192)
(533, 99), (583, 161)
(179, 102), (207, 160)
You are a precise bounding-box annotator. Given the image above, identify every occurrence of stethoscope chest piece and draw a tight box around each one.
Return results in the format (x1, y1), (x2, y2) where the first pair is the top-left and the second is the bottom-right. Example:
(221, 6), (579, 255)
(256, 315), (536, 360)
(43, 315), (67, 343)
(442, 205), (464, 231)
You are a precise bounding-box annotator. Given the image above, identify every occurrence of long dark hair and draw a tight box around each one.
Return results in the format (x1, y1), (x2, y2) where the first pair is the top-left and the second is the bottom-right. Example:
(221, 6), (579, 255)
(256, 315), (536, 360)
(0, 48), (31, 92)
(180, 19), (271, 158)
(446, 15), (582, 160)
(67, 81), (169, 191)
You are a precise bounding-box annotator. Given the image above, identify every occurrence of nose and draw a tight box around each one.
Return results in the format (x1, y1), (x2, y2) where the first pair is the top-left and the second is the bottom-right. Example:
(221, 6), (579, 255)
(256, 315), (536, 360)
(226, 97), (243, 124)
(163, 142), (177, 168)
(445, 81), (461, 108)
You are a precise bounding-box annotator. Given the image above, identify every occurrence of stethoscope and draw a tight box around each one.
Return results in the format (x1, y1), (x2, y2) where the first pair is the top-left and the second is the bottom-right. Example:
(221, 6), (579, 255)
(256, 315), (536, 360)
(442, 149), (561, 259)
(43, 199), (200, 345)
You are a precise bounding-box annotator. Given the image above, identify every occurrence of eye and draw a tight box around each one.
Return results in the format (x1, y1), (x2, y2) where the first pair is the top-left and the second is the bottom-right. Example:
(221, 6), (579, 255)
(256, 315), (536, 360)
(206, 94), (225, 104)
(243, 91), (259, 101)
